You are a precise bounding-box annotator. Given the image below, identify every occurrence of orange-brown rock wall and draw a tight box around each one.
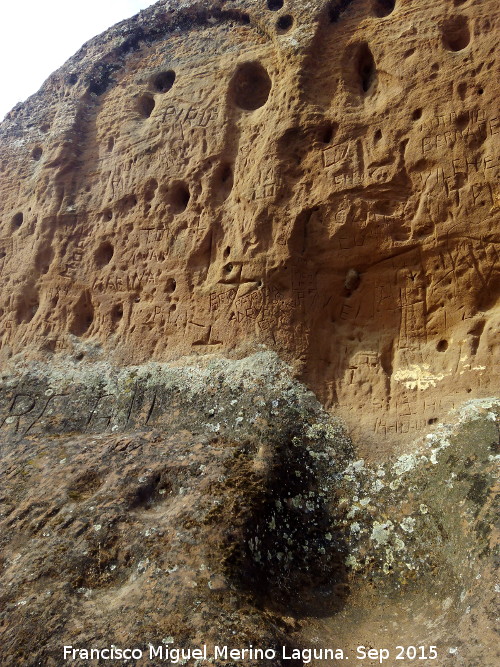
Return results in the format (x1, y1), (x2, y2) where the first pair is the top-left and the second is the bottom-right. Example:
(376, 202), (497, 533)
(0, 0), (498, 453)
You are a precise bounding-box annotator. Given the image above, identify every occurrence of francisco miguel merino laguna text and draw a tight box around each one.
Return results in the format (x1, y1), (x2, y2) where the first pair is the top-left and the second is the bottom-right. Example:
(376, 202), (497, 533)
(63, 644), (350, 663)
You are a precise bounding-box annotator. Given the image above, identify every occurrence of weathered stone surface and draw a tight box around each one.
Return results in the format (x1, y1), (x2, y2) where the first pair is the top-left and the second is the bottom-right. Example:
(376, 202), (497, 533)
(0, 0), (498, 451)
(0, 354), (498, 665)
(0, 0), (499, 664)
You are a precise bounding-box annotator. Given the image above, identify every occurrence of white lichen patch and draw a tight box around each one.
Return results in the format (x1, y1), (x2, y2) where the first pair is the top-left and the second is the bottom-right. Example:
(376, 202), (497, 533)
(392, 453), (419, 476)
(370, 521), (394, 546)
(400, 517), (416, 533)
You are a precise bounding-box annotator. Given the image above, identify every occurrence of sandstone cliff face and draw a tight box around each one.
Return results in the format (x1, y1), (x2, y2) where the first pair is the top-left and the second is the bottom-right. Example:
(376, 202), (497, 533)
(0, 0), (498, 451)
(0, 0), (499, 665)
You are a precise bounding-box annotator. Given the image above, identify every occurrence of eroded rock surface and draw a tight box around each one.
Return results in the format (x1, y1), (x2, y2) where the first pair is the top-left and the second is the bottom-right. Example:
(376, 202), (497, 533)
(0, 0), (498, 451)
(0, 354), (498, 665)
(0, 0), (499, 664)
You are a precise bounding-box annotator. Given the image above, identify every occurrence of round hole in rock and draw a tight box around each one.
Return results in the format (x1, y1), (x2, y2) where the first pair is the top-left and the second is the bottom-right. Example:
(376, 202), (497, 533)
(223, 246), (231, 259)
(374, 129), (382, 142)
(102, 209), (113, 221)
(152, 70), (176, 93)
(166, 278), (177, 293)
(477, 87), (484, 95)
(75, 352), (85, 362)
(32, 146), (43, 161)
(356, 43), (377, 94)
(111, 304), (123, 322)
(442, 15), (470, 52)
(168, 181), (190, 213)
(428, 418), (438, 425)
(267, 0), (284, 10)
(137, 94), (155, 118)
(230, 62), (272, 111)
(373, 0), (395, 17)
(12, 212), (23, 229)
(437, 339), (448, 352)
(214, 163), (234, 202)
(144, 178), (158, 202)
(224, 263), (234, 273)
(276, 14), (294, 33)
(412, 108), (423, 121)
(95, 241), (114, 268)
(321, 122), (337, 144)
(70, 292), (94, 337)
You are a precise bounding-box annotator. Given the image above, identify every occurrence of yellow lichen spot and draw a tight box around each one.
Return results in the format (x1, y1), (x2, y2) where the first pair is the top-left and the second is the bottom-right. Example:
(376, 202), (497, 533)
(393, 364), (446, 390)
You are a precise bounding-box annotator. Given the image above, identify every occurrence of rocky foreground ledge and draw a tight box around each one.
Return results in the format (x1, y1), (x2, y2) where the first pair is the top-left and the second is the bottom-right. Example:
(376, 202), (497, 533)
(0, 352), (498, 665)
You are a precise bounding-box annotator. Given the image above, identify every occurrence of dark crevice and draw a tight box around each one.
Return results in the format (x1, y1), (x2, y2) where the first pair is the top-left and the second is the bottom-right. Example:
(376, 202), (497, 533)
(328, 0), (356, 23)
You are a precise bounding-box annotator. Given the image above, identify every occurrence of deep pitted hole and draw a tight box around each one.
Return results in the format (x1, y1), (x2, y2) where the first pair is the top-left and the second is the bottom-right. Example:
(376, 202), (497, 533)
(152, 70), (176, 93)
(137, 94), (155, 118)
(111, 304), (123, 323)
(168, 181), (190, 213)
(374, 129), (382, 143)
(95, 241), (114, 268)
(428, 417), (438, 425)
(70, 291), (94, 336)
(128, 473), (167, 510)
(373, 0), (395, 18)
(214, 163), (234, 202)
(477, 87), (484, 95)
(102, 209), (113, 221)
(442, 15), (470, 51)
(457, 82), (467, 100)
(166, 278), (177, 293)
(224, 263), (234, 273)
(437, 339), (448, 352)
(12, 212), (23, 229)
(412, 108), (423, 121)
(144, 178), (158, 202)
(68, 73), (78, 85)
(32, 146), (43, 161)
(223, 246), (231, 259)
(357, 43), (377, 93)
(456, 112), (469, 131)
(230, 62), (272, 111)
(276, 14), (294, 33)
(320, 122), (337, 144)
(267, 0), (284, 10)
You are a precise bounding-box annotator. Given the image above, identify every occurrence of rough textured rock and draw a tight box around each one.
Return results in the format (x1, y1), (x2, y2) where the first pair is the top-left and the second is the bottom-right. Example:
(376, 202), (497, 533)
(0, 0), (499, 664)
(0, 0), (498, 451)
(0, 354), (498, 665)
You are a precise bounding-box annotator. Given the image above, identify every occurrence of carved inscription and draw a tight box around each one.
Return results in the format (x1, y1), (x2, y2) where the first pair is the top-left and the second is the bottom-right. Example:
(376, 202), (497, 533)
(161, 105), (219, 127)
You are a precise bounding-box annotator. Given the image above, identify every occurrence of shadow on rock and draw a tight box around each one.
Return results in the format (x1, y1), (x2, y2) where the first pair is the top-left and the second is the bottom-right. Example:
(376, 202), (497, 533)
(222, 419), (353, 619)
